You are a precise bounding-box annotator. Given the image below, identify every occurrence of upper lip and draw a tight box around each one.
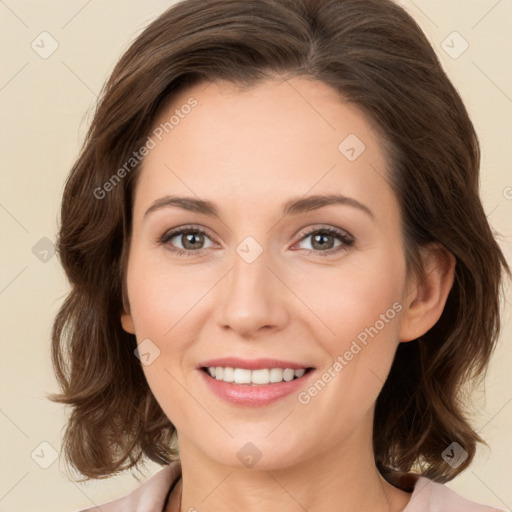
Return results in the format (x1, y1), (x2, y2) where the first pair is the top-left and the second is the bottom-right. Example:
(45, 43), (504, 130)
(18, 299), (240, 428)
(197, 357), (314, 370)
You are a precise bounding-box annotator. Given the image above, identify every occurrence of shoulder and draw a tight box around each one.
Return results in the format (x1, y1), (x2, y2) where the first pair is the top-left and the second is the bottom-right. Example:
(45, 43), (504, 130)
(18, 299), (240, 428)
(404, 475), (505, 512)
(72, 461), (182, 512)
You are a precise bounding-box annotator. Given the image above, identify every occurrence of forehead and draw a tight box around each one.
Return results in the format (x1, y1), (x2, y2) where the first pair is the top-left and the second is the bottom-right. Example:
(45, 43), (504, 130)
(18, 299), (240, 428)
(134, 76), (396, 222)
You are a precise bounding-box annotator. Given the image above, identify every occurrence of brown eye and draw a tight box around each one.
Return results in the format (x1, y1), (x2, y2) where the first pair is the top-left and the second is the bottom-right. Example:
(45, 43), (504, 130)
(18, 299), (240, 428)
(294, 227), (354, 257)
(159, 226), (215, 256)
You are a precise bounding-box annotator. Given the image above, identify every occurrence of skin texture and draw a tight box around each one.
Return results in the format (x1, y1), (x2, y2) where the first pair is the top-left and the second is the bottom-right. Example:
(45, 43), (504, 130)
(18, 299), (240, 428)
(120, 76), (456, 512)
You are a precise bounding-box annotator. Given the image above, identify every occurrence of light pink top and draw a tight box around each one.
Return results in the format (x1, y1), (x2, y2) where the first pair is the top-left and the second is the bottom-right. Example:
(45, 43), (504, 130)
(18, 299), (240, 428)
(75, 461), (504, 512)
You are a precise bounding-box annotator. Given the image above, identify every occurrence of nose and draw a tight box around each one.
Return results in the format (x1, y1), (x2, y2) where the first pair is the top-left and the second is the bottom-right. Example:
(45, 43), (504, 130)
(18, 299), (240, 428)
(216, 243), (290, 339)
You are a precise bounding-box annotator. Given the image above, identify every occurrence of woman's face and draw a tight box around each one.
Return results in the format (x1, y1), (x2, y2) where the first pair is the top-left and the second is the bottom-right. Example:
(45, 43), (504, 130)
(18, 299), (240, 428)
(121, 76), (416, 469)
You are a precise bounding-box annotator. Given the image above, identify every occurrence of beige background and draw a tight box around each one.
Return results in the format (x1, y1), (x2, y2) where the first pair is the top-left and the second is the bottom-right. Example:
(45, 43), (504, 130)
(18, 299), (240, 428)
(1, 1), (511, 511)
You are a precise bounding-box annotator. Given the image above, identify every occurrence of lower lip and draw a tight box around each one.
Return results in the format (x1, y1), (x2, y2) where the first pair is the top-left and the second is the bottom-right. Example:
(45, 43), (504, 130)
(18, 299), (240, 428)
(198, 368), (315, 407)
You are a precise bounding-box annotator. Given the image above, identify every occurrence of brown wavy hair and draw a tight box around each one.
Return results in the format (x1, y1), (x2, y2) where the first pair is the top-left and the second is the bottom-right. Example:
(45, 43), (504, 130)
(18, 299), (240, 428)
(48, 0), (511, 484)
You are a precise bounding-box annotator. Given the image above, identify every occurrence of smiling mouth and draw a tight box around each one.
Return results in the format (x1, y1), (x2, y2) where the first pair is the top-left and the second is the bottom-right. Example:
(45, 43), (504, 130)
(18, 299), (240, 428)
(201, 366), (314, 385)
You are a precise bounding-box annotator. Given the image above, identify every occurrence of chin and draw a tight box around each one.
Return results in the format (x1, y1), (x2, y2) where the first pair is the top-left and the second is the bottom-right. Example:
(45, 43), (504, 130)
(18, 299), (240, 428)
(197, 435), (308, 471)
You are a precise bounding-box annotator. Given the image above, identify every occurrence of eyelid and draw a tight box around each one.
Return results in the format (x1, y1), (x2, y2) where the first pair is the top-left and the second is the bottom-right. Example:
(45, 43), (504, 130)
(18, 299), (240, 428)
(294, 224), (354, 243)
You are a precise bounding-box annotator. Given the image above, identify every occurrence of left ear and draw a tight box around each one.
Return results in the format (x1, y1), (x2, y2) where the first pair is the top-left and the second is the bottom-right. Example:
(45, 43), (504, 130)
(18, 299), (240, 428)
(398, 242), (456, 343)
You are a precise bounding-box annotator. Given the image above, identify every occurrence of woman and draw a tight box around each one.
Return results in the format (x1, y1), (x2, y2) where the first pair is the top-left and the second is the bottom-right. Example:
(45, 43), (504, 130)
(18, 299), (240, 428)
(49, 0), (510, 510)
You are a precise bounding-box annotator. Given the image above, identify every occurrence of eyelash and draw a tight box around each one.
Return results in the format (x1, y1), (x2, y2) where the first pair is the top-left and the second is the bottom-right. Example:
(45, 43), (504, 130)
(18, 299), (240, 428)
(158, 224), (355, 258)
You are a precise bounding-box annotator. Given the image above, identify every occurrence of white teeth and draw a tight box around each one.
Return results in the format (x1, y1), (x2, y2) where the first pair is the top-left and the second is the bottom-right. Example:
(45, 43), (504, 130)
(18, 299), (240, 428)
(222, 367), (235, 382)
(251, 369), (269, 384)
(269, 368), (283, 383)
(283, 368), (295, 381)
(233, 368), (252, 384)
(205, 366), (308, 385)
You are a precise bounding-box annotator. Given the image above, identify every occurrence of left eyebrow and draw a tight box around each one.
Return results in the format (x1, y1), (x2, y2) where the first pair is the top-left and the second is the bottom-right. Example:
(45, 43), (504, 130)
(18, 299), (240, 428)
(143, 193), (375, 221)
(281, 193), (374, 220)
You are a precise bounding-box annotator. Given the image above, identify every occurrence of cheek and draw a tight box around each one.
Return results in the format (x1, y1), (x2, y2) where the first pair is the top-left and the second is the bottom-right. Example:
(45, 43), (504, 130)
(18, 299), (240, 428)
(125, 254), (203, 424)
(299, 249), (405, 417)
(297, 250), (405, 353)
(314, 250), (405, 408)
(126, 249), (207, 339)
